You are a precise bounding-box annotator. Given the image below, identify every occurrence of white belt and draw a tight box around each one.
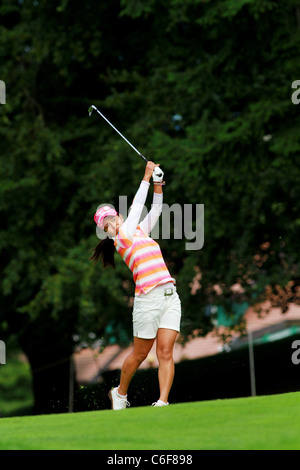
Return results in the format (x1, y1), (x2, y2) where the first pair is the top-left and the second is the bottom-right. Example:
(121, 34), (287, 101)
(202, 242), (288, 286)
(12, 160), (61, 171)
(137, 282), (176, 298)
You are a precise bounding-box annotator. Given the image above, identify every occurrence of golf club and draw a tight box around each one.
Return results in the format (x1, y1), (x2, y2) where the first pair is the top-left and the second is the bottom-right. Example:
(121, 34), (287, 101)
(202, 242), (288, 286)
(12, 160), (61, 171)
(88, 105), (148, 163)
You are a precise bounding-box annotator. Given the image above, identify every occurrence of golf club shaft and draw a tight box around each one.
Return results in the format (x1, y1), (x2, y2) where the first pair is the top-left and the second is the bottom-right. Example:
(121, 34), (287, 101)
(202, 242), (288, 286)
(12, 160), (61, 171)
(89, 105), (148, 163)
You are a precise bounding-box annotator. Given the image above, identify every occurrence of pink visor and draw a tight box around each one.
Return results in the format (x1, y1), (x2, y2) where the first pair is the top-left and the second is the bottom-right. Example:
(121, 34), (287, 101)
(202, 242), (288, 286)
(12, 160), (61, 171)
(94, 205), (118, 230)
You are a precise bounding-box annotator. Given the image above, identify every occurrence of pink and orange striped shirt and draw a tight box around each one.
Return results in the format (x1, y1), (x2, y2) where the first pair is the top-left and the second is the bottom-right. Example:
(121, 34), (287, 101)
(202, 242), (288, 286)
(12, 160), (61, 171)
(115, 226), (175, 295)
(113, 181), (175, 295)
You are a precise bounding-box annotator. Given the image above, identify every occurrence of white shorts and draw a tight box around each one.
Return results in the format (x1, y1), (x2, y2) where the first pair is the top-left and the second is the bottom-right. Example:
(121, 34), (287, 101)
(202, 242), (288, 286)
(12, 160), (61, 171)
(132, 283), (181, 339)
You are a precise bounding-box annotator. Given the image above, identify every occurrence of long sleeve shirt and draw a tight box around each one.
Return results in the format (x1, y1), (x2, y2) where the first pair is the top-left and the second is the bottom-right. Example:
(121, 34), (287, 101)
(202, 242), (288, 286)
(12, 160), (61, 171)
(113, 181), (175, 295)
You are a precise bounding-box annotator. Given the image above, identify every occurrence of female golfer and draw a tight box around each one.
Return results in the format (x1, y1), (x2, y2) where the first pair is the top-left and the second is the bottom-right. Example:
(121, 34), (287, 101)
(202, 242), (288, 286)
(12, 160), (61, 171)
(91, 161), (181, 409)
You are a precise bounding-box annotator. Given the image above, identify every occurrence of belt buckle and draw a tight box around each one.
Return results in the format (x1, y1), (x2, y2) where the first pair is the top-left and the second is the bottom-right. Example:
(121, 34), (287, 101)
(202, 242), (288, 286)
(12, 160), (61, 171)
(164, 288), (173, 296)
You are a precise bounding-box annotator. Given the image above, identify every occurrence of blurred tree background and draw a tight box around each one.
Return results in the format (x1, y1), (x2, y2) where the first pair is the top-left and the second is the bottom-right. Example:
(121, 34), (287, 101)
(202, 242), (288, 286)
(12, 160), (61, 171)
(0, 0), (300, 414)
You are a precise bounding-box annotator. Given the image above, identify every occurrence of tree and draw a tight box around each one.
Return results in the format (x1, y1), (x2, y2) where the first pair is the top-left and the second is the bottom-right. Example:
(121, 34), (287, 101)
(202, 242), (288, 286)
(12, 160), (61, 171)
(0, 0), (299, 413)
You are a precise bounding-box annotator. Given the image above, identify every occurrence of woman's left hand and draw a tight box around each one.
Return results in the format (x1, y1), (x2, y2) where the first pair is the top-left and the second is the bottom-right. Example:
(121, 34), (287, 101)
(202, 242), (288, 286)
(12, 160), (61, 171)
(152, 166), (164, 182)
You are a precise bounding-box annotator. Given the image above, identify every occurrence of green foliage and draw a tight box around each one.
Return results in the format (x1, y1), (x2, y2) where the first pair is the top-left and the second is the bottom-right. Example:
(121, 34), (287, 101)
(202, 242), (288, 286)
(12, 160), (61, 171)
(0, 348), (33, 417)
(0, 0), (300, 374)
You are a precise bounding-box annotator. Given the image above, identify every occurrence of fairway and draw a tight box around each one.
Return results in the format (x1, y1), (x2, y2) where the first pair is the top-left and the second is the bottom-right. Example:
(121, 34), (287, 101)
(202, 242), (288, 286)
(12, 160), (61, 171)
(0, 391), (300, 450)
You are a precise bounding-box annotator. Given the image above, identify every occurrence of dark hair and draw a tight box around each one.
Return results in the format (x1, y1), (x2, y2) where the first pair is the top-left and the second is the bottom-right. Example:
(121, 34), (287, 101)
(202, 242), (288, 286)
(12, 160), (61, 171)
(89, 237), (115, 268)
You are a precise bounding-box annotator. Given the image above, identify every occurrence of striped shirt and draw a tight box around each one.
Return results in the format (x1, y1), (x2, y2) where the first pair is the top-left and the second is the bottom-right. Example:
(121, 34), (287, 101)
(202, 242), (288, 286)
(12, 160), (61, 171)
(114, 225), (175, 295)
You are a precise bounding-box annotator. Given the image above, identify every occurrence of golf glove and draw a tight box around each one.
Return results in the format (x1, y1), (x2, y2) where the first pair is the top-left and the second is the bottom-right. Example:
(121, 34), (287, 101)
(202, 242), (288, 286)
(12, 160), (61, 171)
(152, 166), (164, 183)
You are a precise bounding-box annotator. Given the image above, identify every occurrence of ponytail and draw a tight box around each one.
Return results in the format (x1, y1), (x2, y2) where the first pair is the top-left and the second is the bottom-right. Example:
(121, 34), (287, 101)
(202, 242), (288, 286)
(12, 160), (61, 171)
(89, 237), (115, 268)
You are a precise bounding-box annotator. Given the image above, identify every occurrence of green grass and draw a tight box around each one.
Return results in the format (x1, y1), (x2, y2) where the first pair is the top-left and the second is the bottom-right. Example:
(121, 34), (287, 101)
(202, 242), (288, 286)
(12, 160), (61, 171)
(0, 354), (33, 417)
(0, 391), (300, 450)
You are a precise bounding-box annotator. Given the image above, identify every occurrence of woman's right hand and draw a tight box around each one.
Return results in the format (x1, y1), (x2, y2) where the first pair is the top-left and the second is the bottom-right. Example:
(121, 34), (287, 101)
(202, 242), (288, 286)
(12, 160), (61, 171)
(143, 161), (159, 182)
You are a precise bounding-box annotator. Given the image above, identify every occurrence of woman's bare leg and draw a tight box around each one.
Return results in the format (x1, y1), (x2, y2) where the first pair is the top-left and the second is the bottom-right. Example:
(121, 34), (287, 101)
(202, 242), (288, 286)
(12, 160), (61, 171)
(156, 328), (178, 403)
(118, 336), (155, 396)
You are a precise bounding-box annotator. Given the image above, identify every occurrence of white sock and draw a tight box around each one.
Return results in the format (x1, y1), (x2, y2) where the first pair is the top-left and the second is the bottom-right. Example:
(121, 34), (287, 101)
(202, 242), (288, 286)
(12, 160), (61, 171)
(116, 387), (127, 399)
(157, 400), (169, 406)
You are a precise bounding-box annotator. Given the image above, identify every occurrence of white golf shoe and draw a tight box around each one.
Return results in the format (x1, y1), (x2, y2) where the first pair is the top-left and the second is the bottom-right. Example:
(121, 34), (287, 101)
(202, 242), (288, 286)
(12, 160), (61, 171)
(108, 387), (130, 410)
(152, 400), (169, 407)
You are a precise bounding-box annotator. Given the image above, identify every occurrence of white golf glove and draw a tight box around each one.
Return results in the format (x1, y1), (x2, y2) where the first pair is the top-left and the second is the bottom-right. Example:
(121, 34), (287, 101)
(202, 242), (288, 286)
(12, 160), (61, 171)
(152, 166), (164, 183)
